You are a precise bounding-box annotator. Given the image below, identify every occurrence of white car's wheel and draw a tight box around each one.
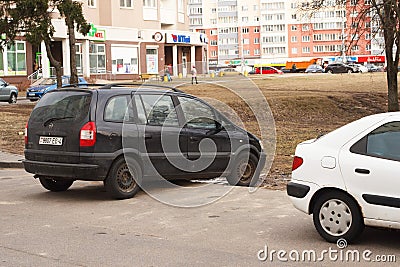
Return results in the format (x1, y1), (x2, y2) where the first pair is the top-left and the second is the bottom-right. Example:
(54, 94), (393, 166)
(313, 191), (364, 243)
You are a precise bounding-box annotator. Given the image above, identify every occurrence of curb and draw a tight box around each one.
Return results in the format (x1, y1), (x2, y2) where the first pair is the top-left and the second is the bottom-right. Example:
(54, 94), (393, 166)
(0, 161), (24, 168)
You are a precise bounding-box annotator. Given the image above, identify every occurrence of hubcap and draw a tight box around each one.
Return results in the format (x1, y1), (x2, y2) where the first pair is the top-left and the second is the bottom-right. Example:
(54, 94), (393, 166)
(116, 164), (136, 193)
(319, 199), (352, 236)
(238, 160), (254, 183)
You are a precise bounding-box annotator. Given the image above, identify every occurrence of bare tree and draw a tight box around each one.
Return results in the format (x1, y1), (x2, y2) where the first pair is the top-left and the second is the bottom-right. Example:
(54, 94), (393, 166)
(298, 0), (400, 111)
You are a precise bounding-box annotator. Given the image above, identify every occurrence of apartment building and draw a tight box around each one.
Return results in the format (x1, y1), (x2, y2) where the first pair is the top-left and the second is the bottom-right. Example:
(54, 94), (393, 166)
(1, 0), (208, 84)
(189, 0), (385, 68)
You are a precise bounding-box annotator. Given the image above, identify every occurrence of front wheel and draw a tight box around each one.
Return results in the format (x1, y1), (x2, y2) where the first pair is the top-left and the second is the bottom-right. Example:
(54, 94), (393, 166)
(8, 93), (17, 104)
(38, 177), (74, 192)
(227, 153), (258, 186)
(313, 191), (364, 243)
(104, 157), (141, 199)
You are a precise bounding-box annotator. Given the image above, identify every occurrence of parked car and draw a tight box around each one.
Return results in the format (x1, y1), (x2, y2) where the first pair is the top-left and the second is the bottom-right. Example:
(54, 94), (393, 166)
(23, 84), (265, 199)
(365, 63), (383, 72)
(347, 63), (368, 73)
(324, 63), (356, 74)
(254, 66), (283, 74)
(0, 78), (18, 104)
(287, 112), (400, 243)
(305, 64), (324, 73)
(26, 76), (87, 101)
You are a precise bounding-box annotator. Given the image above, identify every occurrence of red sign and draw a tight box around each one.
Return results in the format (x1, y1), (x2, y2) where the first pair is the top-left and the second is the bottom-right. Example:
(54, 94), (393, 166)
(358, 56), (386, 63)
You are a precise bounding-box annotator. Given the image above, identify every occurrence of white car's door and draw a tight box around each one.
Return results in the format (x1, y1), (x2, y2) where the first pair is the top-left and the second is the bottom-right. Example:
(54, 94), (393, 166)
(339, 120), (400, 223)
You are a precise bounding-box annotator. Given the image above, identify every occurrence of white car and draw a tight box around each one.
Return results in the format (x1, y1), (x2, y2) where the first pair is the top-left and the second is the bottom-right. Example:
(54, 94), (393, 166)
(287, 112), (400, 243)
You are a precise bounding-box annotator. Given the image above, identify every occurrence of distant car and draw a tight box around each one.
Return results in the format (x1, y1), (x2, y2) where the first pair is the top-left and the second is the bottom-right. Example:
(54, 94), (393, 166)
(254, 66), (283, 75)
(26, 76), (87, 101)
(305, 64), (324, 73)
(365, 64), (383, 72)
(347, 63), (368, 73)
(324, 63), (355, 74)
(288, 112), (400, 243)
(0, 78), (18, 104)
(280, 67), (291, 73)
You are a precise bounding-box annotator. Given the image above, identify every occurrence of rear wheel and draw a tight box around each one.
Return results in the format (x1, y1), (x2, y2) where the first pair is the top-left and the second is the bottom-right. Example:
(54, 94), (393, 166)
(8, 93), (17, 104)
(227, 153), (258, 186)
(38, 177), (74, 192)
(104, 157), (141, 199)
(313, 191), (364, 243)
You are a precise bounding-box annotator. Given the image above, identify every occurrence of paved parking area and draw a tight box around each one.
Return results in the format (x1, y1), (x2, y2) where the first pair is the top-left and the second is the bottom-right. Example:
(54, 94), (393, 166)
(0, 169), (399, 266)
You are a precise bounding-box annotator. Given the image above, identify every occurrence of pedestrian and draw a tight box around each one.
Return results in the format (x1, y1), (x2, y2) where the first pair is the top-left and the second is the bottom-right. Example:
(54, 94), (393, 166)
(291, 63), (297, 73)
(165, 66), (171, 81)
(191, 66), (198, 84)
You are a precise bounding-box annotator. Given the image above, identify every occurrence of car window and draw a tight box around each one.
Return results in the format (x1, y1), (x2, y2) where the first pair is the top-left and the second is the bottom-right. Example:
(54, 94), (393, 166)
(0, 78), (5, 86)
(104, 95), (131, 122)
(350, 121), (400, 161)
(135, 94), (179, 127)
(30, 92), (91, 123)
(178, 96), (217, 129)
(62, 77), (70, 84)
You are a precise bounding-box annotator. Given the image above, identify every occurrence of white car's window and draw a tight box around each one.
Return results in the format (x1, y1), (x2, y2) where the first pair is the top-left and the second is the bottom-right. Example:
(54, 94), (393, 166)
(351, 121), (400, 161)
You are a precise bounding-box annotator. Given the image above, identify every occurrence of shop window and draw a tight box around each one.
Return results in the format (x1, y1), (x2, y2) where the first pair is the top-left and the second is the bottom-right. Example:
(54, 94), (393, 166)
(143, 0), (156, 7)
(89, 43), (106, 74)
(146, 48), (158, 74)
(6, 41), (26, 75)
(111, 45), (139, 74)
(75, 43), (83, 75)
(120, 0), (132, 8)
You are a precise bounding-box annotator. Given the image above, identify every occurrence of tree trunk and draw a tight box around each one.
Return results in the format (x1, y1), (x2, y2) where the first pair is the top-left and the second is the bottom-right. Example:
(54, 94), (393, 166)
(66, 16), (78, 85)
(44, 40), (62, 88)
(386, 67), (399, 112)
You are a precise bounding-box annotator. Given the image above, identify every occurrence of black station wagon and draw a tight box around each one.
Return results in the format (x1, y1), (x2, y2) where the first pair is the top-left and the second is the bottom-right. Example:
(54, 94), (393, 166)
(23, 84), (265, 199)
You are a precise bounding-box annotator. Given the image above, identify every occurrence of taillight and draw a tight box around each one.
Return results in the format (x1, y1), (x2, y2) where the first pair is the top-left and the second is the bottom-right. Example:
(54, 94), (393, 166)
(80, 122), (96, 147)
(24, 122), (28, 145)
(292, 156), (303, 171)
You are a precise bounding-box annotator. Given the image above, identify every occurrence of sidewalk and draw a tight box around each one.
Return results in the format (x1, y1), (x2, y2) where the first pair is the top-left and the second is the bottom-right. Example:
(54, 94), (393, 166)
(0, 151), (24, 168)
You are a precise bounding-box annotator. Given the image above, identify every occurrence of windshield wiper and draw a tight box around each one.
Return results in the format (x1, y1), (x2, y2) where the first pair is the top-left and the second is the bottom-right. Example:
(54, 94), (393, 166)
(43, 116), (74, 127)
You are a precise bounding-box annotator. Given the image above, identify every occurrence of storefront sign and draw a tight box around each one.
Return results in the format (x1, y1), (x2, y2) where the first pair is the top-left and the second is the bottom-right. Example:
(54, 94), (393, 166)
(358, 55), (386, 63)
(167, 34), (191, 44)
(200, 34), (208, 44)
(209, 60), (218, 66)
(88, 23), (106, 41)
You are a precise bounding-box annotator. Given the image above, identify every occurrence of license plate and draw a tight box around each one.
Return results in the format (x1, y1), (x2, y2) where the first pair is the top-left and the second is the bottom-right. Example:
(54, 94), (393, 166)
(39, 136), (63, 146)
(29, 93), (35, 96)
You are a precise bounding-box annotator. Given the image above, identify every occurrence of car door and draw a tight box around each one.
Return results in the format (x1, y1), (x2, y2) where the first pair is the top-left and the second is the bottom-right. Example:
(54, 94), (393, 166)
(339, 120), (400, 223)
(133, 93), (188, 178)
(0, 78), (8, 101)
(177, 96), (231, 177)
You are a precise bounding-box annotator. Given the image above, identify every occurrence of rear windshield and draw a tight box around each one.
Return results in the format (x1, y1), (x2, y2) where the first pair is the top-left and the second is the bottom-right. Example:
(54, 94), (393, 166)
(30, 91), (92, 123)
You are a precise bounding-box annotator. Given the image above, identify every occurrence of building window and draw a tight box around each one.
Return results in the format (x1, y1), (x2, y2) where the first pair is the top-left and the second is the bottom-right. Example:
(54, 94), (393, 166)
(366, 44), (371, 51)
(210, 40), (218, 46)
(88, 0), (96, 8)
(120, 0), (132, 8)
(302, 47), (310, 53)
(254, 49), (260, 55)
(291, 25), (297, 31)
(210, 29), (217, 35)
(210, 50), (217, 57)
(242, 28), (249, 34)
(242, 17), (248, 23)
(6, 41), (27, 75)
(302, 24), (309, 31)
(254, 27), (260, 33)
(292, 48), (298, 54)
(75, 43), (83, 75)
(302, 35), (310, 42)
(291, 36), (297, 42)
(90, 43), (106, 73)
(143, 0), (156, 7)
(254, 38), (259, 44)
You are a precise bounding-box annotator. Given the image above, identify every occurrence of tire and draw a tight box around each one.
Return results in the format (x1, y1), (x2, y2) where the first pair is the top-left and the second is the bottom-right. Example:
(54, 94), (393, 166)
(8, 93), (17, 104)
(313, 191), (364, 243)
(39, 177), (74, 192)
(227, 152), (258, 186)
(104, 157), (141, 199)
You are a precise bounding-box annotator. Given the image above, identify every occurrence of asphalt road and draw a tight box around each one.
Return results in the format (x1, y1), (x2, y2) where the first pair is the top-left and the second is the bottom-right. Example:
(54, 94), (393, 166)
(0, 168), (399, 266)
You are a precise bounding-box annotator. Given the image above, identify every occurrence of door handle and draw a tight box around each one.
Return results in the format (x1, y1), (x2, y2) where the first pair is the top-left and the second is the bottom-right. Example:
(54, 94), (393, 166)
(355, 168), (370, 174)
(144, 133), (152, 139)
(189, 136), (199, 142)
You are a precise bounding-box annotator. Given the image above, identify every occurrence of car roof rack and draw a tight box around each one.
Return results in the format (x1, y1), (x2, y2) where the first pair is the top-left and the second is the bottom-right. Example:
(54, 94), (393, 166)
(59, 83), (106, 89)
(99, 82), (183, 93)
